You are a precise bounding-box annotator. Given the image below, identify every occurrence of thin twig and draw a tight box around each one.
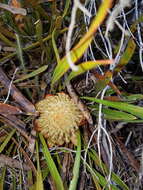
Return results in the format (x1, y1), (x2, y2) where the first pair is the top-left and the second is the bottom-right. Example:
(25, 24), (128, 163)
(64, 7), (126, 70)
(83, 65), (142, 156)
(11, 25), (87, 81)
(4, 67), (18, 104)
(66, 80), (93, 125)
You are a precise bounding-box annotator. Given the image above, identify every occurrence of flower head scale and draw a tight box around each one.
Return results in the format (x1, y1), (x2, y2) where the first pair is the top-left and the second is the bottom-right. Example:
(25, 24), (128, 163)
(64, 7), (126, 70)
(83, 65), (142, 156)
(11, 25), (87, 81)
(35, 93), (84, 147)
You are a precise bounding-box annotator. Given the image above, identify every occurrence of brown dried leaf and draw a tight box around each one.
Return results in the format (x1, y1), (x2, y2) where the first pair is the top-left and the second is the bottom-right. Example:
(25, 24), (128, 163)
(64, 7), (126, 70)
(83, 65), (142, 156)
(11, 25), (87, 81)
(0, 103), (22, 115)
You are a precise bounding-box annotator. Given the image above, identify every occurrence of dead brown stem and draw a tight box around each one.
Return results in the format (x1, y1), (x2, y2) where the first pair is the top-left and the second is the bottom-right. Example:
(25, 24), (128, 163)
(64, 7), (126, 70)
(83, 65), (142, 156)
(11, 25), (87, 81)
(0, 67), (36, 114)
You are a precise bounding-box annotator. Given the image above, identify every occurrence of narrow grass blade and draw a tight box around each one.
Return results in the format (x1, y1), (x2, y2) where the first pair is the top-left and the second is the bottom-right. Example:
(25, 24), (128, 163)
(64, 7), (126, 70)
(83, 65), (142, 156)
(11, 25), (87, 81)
(83, 97), (143, 119)
(52, 29), (60, 64)
(0, 167), (6, 190)
(35, 141), (44, 190)
(35, 170), (44, 190)
(35, 19), (43, 41)
(102, 108), (137, 121)
(14, 65), (48, 83)
(89, 150), (129, 190)
(113, 38), (136, 76)
(91, 106), (137, 121)
(0, 32), (16, 47)
(0, 129), (16, 153)
(27, 171), (34, 190)
(15, 33), (25, 70)
(39, 134), (64, 190)
(69, 131), (81, 190)
(83, 159), (119, 190)
(62, 0), (70, 18)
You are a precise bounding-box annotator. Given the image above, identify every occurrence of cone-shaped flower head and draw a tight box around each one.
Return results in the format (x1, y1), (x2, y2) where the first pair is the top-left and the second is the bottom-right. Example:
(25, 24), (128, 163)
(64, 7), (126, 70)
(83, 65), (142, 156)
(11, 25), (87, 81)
(35, 93), (84, 147)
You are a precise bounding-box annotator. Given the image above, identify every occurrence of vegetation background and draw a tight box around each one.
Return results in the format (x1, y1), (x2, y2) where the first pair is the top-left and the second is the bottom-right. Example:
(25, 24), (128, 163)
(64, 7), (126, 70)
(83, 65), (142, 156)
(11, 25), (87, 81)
(0, 0), (143, 189)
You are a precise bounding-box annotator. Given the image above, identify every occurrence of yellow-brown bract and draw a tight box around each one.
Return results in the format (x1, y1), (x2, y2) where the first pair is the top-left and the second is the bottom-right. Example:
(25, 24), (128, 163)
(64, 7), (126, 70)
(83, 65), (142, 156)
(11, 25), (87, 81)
(35, 93), (84, 147)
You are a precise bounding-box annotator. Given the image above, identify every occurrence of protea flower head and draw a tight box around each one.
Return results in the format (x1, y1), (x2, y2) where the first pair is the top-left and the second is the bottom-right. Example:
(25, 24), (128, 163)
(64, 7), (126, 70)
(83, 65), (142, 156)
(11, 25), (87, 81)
(35, 93), (84, 147)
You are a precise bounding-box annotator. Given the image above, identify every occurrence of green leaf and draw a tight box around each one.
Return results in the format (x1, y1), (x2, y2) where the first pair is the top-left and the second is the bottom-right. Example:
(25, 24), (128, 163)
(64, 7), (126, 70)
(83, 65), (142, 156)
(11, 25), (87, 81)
(125, 94), (143, 102)
(113, 38), (136, 76)
(35, 140), (44, 190)
(14, 65), (48, 83)
(52, 0), (113, 85)
(0, 32), (16, 47)
(35, 170), (44, 190)
(62, 0), (70, 18)
(35, 19), (43, 41)
(91, 106), (136, 121)
(67, 60), (112, 81)
(0, 167), (6, 190)
(39, 134), (64, 190)
(89, 149), (129, 190)
(52, 29), (60, 64)
(83, 159), (119, 190)
(0, 129), (16, 153)
(83, 97), (143, 119)
(69, 131), (81, 190)
(103, 108), (136, 121)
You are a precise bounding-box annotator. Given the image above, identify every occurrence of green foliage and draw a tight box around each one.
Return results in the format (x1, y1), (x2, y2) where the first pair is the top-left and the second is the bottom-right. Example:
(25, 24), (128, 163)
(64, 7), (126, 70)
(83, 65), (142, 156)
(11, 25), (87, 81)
(83, 97), (143, 120)
(69, 131), (81, 190)
(0, 0), (142, 189)
(39, 134), (64, 190)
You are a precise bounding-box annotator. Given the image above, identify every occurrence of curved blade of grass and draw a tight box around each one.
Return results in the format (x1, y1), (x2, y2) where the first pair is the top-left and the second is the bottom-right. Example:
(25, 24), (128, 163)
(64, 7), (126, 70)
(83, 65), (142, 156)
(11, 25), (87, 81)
(14, 65), (48, 83)
(11, 170), (16, 190)
(52, 0), (113, 85)
(0, 129), (16, 153)
(125, 94), (143, 102)
(89, 149), (129, 190)
(0, 32), (16, 47)
(39, 134), (64, 190)
(83, 159), (119, 190)
(97, 108), (136, 121)
(83, 97), (143, 119)
(67, 60), (113, 81)
(0, 167), (6, 190)
(27, 171), (34, 190)
(35, 141), (44, 190)
(35, 170), (43, 190)
(52, 29), (60, 64)
(113, 38), (136, 76)
(91, 106), (137, 121)
(69, 131), (81, 190)
(93, 170), (120, 190)
(62, 0), (70, 18)
(103, 108), (137, 121)
(35, 19), (43, 41)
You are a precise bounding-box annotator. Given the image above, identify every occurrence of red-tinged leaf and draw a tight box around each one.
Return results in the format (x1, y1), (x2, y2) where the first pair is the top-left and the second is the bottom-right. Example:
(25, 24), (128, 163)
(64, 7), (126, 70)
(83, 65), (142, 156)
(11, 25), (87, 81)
(94, 70), (112, 94)
(67, 60), (113, 81)
(93, 71), (122, 96)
